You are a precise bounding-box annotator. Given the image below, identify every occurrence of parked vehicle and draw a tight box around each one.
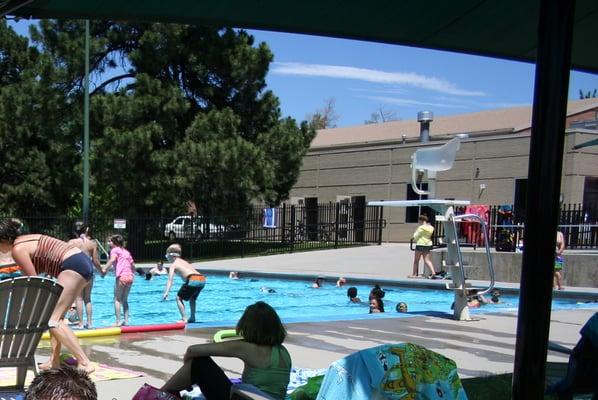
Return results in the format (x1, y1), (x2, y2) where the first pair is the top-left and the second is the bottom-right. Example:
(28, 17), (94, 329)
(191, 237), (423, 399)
(163, 216), (222, 240)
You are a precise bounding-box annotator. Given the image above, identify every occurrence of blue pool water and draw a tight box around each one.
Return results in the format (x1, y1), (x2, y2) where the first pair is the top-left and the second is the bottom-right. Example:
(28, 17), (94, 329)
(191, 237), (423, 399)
(86, 272), (595, 328)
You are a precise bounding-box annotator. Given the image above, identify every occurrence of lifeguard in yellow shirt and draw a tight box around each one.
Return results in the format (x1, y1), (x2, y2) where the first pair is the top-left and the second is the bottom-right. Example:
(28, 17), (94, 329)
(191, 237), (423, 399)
(409, 214), (437, 278)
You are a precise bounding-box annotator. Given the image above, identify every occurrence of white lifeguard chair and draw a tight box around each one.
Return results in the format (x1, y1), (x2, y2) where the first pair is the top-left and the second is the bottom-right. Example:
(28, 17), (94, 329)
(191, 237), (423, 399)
(369, 137), (495, 321)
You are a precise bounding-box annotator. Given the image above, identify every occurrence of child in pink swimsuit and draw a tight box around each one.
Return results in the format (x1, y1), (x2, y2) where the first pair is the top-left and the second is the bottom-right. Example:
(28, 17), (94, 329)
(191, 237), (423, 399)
(102, 234), (135, 326)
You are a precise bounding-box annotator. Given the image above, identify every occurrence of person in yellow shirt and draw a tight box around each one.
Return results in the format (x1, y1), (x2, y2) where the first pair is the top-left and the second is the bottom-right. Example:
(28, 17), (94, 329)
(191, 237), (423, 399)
(409, 214), (437, 278)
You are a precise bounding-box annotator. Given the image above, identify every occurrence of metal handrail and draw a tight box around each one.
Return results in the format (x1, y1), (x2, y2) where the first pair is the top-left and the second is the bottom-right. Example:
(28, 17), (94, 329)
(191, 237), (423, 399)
(95, 239), (110, 261)
(447, 213), (468, 296)
(453, 213), (495, 296)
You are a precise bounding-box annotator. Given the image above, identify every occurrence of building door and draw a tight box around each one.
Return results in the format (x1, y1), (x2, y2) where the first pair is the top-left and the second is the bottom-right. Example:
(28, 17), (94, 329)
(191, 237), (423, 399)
(352, 195), (366, 242)
(583, 177), (598, 221)
(305, 197), (319, 241)
(514, 178), (527, 223)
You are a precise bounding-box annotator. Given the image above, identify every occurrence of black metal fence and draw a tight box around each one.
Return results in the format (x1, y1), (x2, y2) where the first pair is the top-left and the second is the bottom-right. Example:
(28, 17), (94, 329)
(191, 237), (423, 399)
(433, 203), (597, 251)
(2, 203), (384, 262)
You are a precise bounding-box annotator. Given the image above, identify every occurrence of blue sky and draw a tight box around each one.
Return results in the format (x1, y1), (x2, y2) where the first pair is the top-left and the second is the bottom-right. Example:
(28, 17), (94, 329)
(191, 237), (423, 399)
(9, 21), (598, 127)
(250, 29), (598, 127)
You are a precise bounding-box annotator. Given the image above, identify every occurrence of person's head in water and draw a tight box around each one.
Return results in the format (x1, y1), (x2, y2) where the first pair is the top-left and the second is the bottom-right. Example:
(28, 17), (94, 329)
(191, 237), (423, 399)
(491, 289), (502, 303)
(369, 284), (385, 300)
(396, 302), (408, 313)
(347, 287), (358, 299)
(369, 297), (384, 313)
(312, 277), (324, 288)
(165, 243), (182, 262)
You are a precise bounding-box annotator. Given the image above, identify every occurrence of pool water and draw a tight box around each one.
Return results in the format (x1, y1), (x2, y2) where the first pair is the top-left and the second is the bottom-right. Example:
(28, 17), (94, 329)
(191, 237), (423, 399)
(85, 273), (594, 328)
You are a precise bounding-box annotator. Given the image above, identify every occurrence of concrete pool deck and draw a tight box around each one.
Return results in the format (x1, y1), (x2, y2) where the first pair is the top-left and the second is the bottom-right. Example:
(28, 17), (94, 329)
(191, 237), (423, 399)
(39, 244), (598, 399)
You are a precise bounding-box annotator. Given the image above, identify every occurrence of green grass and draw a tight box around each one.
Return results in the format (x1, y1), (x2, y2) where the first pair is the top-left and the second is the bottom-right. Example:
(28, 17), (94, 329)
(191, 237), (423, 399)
(461, 373), (569, 400)
(461, 374), (513, 400)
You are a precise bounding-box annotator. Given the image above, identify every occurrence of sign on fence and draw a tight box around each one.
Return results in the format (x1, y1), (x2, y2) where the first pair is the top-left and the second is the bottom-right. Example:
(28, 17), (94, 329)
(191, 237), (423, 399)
(263, 208), (277, 228)
(113, 218), (126, 229)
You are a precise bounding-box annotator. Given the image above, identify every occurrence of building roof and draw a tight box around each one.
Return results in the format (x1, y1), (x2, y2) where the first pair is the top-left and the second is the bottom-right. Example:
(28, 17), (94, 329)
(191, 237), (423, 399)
(311, 98), (598, 148)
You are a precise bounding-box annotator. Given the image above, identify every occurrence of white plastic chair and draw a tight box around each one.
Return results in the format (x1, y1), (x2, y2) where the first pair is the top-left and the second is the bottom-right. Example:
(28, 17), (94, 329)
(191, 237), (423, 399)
(411, 137), (461, 196)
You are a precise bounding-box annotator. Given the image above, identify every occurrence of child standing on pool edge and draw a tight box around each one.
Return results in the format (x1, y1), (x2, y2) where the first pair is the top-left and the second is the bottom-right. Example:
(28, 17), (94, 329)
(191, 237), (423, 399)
(162, 243), (206, 323)
(102, 234), (136, 326)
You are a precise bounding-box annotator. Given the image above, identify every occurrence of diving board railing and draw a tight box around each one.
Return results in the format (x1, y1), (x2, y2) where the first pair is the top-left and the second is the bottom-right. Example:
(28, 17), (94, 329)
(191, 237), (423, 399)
(451, 213), (495, 296)
(370, 199), (494, 320)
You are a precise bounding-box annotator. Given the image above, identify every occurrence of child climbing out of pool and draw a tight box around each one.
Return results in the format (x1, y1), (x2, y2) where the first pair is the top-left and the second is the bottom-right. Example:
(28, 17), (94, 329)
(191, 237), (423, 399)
(162, 243), (205, 323)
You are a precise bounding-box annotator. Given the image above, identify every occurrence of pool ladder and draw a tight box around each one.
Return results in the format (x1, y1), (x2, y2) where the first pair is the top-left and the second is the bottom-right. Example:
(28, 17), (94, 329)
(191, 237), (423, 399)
(436, 210), (495, 320)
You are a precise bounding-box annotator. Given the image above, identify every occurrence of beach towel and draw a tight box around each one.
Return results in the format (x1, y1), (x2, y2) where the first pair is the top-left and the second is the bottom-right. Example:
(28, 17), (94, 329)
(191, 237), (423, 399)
(316, 343), (468, 400)
(0, 363), (144, 388)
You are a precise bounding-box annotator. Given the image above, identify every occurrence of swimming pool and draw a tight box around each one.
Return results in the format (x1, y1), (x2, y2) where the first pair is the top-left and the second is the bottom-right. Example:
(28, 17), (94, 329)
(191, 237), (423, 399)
(82, 272), (597, 328)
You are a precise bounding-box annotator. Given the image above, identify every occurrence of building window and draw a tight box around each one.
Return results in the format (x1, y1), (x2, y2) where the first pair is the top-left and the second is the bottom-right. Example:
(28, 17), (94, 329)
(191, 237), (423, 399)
(405, 183), (432, 223)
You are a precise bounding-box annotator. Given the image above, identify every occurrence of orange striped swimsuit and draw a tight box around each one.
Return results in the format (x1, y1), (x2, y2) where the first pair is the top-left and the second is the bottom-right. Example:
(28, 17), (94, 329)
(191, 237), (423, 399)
(15, 235), (73, 278)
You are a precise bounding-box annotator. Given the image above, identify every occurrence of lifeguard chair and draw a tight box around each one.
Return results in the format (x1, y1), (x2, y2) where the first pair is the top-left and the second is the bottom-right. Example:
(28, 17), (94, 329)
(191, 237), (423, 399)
(369, 137), (495, 320)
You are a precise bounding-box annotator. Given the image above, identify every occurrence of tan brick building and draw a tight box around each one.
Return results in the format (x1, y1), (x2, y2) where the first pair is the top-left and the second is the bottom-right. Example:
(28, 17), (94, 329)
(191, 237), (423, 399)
(289, 99), (598, 241)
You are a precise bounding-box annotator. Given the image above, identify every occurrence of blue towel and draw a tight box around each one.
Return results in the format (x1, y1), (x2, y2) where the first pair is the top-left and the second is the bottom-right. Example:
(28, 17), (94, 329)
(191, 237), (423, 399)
(316, 343), (468, 400)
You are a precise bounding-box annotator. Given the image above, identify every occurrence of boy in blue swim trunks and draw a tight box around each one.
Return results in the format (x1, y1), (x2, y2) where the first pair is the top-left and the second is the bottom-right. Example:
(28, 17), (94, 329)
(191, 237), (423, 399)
(162, 244), (205, 323)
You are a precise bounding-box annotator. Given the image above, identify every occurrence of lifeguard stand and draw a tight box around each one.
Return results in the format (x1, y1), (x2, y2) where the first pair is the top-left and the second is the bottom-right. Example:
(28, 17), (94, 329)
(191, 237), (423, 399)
(369, 138), (495, 320)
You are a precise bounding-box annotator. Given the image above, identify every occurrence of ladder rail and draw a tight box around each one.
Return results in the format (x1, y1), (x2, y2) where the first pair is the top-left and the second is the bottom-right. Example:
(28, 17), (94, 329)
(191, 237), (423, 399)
(448, 213), (468, 297)
(453, 213), (495, 295)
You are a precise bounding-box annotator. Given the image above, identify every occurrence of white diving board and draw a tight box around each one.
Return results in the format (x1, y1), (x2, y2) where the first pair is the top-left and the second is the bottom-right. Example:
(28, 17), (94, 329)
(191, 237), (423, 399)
(368, 199), (471, 207)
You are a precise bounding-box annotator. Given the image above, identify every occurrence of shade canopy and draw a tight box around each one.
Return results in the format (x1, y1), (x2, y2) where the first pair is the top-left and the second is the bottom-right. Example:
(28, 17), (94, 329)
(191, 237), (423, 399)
(3, 0), (598, 74)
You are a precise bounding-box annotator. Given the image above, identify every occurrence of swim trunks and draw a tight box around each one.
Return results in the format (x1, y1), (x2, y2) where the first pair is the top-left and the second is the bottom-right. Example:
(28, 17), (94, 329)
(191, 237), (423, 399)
(177, 274), (205, 301)
(555, 255), (564, 271)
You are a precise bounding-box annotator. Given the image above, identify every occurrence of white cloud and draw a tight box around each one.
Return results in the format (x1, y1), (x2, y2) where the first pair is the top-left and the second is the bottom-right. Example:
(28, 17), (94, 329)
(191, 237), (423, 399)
(272, 62), (485, 97)
(362, 95), (470, 109)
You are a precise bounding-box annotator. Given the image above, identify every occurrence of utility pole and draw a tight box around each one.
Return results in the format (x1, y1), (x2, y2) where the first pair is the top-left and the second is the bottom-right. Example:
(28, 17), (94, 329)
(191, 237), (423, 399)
(82, 20), (90, 222)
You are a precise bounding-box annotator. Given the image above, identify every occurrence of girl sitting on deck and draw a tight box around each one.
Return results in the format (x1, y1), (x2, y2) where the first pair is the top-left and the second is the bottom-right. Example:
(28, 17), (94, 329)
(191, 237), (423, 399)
(161, 301), (292, 399)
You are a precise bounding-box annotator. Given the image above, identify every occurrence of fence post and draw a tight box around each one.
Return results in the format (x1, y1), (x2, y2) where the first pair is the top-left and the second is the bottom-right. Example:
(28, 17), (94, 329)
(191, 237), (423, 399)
(334, 202), (340, 249)
(281, 203), (287, 243)
(290, 205), (296, 253)
(377, 206), (384, 245)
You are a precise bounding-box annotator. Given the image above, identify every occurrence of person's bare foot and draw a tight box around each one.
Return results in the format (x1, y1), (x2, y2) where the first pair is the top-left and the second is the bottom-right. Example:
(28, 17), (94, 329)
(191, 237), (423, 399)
(111, 321), (122, 327)
(78, 362), (96, 374)
(407, 275), (419, 278)
(38, 360), (57, 371)
(178, 319), (188, 323)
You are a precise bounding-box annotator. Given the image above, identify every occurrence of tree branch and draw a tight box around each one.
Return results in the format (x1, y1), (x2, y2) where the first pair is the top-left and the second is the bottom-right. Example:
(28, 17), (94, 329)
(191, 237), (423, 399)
(91, 72), (136, 95)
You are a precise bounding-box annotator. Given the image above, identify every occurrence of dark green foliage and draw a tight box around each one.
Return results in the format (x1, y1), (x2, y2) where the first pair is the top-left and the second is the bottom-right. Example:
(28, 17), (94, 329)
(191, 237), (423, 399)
(0, 20), (314, 218)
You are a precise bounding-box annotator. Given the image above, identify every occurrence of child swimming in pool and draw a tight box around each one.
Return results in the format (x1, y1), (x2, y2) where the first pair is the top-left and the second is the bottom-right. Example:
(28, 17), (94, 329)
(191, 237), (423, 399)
(162, 243), (206, 323)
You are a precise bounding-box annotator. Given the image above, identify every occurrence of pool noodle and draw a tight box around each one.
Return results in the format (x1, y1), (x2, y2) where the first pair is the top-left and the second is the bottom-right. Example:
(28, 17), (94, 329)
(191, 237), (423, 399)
(120, 322), (186, 333)
(41, 327), (121, 340)
(40, 322), (185, 340)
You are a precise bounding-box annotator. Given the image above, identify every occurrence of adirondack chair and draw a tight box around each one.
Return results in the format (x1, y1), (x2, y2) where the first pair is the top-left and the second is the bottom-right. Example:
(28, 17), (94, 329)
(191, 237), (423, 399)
(0, 276), (63, 390)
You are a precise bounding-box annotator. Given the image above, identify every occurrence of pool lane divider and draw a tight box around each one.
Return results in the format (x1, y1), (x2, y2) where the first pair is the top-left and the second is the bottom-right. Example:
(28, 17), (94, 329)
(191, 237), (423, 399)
(41, 322), (186, 340)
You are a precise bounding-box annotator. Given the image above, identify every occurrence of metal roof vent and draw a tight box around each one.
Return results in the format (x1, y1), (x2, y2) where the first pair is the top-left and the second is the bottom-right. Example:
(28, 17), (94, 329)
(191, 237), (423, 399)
(417, 111), (434, 143)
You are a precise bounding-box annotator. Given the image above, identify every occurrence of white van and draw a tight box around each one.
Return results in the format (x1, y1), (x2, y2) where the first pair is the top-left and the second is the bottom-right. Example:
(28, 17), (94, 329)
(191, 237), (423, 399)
(163, 216), (221, 240)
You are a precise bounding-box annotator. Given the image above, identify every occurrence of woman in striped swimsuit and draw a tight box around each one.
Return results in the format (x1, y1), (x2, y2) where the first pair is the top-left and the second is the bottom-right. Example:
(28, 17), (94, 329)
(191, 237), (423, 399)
(0, 218), (95, 373)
